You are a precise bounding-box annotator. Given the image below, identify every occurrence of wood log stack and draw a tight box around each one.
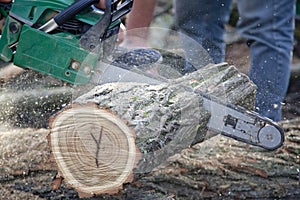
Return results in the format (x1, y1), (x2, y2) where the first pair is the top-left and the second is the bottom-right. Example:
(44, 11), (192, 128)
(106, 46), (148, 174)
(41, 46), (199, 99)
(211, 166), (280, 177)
(48, 62), (257, 197)
(0, 62), (299, 199)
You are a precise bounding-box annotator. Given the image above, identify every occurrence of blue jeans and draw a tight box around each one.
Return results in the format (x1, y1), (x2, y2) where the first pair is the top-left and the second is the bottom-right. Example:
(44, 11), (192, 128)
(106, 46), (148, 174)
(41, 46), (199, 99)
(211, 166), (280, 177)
(175, 0), (295, 121)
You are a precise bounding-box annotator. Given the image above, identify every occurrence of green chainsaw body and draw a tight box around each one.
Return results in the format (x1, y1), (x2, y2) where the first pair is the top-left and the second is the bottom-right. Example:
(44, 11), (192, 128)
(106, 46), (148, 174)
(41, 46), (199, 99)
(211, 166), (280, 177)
(0, 0), (126, 84)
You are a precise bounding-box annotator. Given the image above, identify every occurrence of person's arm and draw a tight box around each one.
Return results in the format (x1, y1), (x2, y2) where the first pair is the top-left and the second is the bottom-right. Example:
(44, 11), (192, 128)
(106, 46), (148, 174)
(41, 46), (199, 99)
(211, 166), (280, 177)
(126, 0), (157, 34)
(0, 0), (12, 3)
(95, 0), (105, 9)
(120, 0), (157, 47)
(95, 0), (157, 47)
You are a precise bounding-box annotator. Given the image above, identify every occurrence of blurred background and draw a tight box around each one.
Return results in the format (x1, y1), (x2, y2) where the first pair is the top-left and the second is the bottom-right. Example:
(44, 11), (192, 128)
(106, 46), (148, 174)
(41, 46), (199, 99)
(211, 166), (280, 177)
(140, 0), (300, 120)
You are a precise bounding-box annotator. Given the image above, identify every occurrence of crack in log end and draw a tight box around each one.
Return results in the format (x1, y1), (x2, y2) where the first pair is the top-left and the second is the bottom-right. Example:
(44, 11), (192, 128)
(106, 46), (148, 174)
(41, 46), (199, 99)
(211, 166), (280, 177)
(90, 126), (104, 168)
(50, 106), (139, 196)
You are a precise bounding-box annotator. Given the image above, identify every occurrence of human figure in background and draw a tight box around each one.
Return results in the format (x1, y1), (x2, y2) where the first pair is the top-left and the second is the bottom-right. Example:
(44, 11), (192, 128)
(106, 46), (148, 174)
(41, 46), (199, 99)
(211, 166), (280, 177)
(122, 0), (295, 122)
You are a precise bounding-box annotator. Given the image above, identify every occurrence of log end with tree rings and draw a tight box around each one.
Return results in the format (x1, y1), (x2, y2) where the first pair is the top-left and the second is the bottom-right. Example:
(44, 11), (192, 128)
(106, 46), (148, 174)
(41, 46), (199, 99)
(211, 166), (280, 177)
(49, 104), (141, 197)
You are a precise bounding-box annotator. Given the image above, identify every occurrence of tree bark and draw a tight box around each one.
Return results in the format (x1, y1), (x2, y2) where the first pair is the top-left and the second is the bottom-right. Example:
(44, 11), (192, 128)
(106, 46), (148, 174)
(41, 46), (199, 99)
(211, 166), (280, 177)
(48, 62), (257, 197)
(0, 119), (299, 199)
(140, 119), (300, 199)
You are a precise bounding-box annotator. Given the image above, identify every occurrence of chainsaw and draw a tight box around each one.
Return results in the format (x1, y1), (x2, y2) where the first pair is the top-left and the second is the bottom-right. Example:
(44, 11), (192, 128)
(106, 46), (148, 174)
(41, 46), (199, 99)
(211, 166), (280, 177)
(0, 0), (284, 150)
(0, 0), (133, 84)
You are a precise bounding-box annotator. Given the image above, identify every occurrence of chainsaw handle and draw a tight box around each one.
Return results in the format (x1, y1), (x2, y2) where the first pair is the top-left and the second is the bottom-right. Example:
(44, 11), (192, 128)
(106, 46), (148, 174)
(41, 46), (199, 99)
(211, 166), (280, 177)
(54, 0), (99, 26)
(79, 0), (113, 50)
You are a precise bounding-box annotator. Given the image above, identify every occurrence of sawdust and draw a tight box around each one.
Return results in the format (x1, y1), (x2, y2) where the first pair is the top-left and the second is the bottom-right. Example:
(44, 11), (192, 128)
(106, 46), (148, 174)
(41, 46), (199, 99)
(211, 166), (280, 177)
(0, 128), (53, 176)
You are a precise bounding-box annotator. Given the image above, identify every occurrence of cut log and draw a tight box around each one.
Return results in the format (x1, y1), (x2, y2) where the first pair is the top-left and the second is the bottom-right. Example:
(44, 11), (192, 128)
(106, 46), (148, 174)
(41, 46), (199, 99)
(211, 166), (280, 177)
(0, 128), (55, 176)
(48, 62), (257, 197)
(49, 104), (142, 196)
(0, 119), (299, 199)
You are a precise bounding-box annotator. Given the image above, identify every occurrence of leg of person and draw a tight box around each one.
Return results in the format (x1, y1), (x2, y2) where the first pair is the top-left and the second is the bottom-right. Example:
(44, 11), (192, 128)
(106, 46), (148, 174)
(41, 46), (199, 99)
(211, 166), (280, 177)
(174, 0), (232, 68)
(237, 0), (295, 121)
